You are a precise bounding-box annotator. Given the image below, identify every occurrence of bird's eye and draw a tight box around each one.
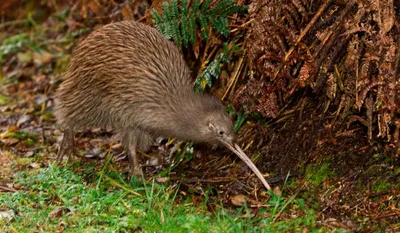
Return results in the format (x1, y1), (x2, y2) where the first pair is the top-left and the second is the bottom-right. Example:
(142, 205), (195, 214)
(218, 130), (224, 136)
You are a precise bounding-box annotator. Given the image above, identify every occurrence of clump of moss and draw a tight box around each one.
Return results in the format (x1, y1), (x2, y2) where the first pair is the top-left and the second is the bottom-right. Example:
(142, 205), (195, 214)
(305, 162), (336, 186)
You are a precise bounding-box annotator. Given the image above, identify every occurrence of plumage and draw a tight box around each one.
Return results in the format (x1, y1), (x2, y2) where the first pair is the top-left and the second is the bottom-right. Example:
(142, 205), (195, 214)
(55, 21), (234, 175)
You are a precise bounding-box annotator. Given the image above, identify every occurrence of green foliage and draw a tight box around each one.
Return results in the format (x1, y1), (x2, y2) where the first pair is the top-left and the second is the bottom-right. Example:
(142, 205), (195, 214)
(0, 9), (87, 66)
(172, 142), (194, 168)
(0, 34), (30, 64)
(0, 166), (323, 232)
(1, 130), (38, 146)
(194, 42), (238, 92)
(155, 142), (195, 177)
(234, 110), (247, 132)
(152, 0), (245, 47)
(305, 162), (336, 186)
(226, 104), (247, 132)
(0, 93), (11, 106)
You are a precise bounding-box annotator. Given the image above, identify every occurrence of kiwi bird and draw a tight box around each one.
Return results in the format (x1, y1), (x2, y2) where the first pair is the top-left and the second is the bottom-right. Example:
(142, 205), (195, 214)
(55, 21), (271, 190)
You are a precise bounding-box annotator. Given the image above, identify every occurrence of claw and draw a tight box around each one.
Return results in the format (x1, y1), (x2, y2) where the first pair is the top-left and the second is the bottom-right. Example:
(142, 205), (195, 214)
(57, 129), (75, 162)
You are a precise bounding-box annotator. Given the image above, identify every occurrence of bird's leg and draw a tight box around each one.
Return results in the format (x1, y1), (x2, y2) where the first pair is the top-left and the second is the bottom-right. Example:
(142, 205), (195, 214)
(127, 141), (143, 177)
(57, 129), (75, 162)
(122, 129), (143, 176)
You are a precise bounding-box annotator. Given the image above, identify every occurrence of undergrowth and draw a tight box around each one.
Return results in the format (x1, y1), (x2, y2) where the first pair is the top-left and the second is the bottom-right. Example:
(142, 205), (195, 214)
(194, 42), (240, 92)
(151, 0), (244, 47)
(0, 165), (324, 232)
(151, 0), (245, 92)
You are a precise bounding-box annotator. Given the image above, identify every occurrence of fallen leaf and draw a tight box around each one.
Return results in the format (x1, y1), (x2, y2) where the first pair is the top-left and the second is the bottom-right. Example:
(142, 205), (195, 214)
(231, 194), (247, 206)
(33, 50), (53, 66)
(145, 154), (163, 167)
(24, 151), (35, 157)
(2, 137), (19, 145)
(0, 210), (15, 221)
(84, 147), (105, 159)
(29, 162), (40, 168)
(273, 186), (282, 196)
(111, 143), (122, 150)
(17, 51), (33, 63)
(34, 94), (47, 105)
(7, 125), (18, 133)
(48, 207), (73, 218)
(156, 177), (169, 183)
(17, 114), (32, 127)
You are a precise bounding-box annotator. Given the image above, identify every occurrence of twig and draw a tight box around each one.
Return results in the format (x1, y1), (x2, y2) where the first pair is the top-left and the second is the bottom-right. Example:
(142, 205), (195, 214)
(0, 185), (18, 192)
(312, 0), (357, 86)
(273, 0), (334, 80)
(0, 19), (29, 29)
(229, 17), (253, 33)
(222, 54), (244, 100)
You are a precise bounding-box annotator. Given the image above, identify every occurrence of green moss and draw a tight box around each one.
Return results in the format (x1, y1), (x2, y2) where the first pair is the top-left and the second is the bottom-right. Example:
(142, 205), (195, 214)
(370, 179), (393, 193)
(285, 179), (299, 190)
(0, 93), (11, 105)
(305, 162), (335, 186)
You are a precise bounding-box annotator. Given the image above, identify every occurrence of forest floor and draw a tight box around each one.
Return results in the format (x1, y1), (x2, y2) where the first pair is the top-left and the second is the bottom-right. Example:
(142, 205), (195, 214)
(1, 1), (400, 232)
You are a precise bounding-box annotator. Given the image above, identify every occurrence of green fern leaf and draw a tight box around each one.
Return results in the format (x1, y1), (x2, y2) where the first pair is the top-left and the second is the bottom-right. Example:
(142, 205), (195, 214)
(194, 58), (221, 91)
(152, 0), (243, 47)
(210, 16), (229, 37)
(171, 0), (179, 19)
(200, 0), (213, 13)
(170, 0), (181, 45)
(210, 0), (233, 16)
(181, 0), (189, 15)
(188, 17), (196, 44)
(198, 15), (209, 40)
(191, 0), (200, 14)
(152, 9), (166, 34)
(161, 2), (171, 20)
(173, 20), (181, 46)
(180, 17), (189, 47)
(194, 42), (238, 91)
(220, 5), (243, 16)
(151, 9), (163, 24)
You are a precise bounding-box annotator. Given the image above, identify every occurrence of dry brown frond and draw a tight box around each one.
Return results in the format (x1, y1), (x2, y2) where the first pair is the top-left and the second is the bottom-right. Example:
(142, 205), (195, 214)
(241, 0), (399, 141)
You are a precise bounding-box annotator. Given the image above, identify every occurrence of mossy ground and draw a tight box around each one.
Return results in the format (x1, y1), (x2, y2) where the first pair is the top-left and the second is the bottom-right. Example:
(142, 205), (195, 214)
(1, 162), (326, 232)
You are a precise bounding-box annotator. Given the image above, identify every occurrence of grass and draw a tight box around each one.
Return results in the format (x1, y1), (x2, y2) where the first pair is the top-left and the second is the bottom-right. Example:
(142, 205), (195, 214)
(0, 162), (326, 232)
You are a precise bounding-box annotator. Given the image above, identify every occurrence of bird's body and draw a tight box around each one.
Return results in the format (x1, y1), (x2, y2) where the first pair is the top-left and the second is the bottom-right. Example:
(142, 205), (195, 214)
(55, 21), (234, 175)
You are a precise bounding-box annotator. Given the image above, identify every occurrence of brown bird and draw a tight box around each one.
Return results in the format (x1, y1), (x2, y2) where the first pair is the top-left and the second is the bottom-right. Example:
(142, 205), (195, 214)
(55, 21), (271, 190)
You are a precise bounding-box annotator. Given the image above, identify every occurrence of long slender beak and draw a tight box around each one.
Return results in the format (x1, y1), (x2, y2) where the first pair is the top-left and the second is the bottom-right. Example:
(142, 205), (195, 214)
(219, 139), (271, 191)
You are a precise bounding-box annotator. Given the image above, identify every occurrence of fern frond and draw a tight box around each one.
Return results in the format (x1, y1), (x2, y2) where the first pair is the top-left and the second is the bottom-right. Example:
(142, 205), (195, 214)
(209, 16), (229, 37)
(210, 0), (234, 16)
(170, 0), (181, 45)
(220, 5), (243, 17)
(180, 16), (189, 47)
(191, 0), (200, 14)
(151, 10), (163, 24)
(188, 17), (196, 44)
(161, 2), (171, 20)
(181, 0), (188, 15)
(171, 0), (179, 19)
(152, 0), (244, 47)
(194, 42), (236, 91)
(198, 15), (209, 40)
(200, 0), (213, 13)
